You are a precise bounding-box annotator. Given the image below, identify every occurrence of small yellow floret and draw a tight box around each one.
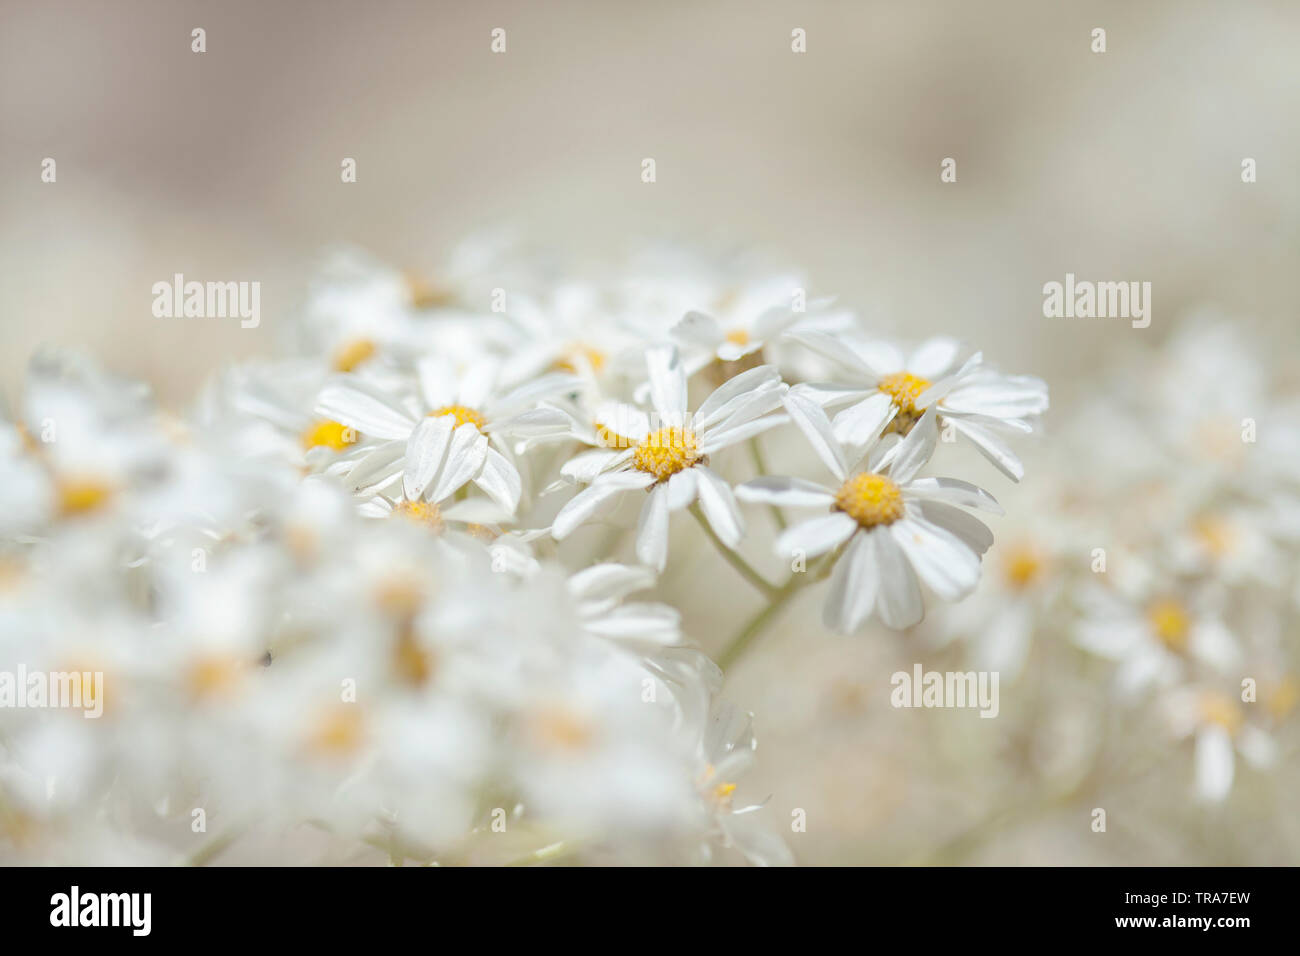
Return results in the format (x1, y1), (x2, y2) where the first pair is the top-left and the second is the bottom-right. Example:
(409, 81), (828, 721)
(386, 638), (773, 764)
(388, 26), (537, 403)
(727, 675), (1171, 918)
(428, 404), (487, 431)
(301, 420), (358, 451)
(633, 427), (701, 481)
(332, 338), (376, 373)
(834, 473), (905, 528)
(1148, 599), (1190, 651)
(57, 477), (113, 517)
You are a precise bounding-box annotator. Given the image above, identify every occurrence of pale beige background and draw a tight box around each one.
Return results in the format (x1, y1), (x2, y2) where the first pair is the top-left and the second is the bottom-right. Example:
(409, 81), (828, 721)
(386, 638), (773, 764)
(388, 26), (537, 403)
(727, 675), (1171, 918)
(2, 0), (1297, 864)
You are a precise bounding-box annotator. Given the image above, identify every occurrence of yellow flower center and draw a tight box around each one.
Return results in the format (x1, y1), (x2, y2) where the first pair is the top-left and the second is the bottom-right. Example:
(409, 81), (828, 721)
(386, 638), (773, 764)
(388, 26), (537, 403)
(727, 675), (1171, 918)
(301, 420), (359, 451)
(633, 427), (701, 481)
(393, 499), (444, 533)
(308, 706), (365, 756)
(428, 404), (487, 431)
(834, 473), (905, 528)
(555, 344), (607, 374)
(332, 338), (376, 373)
(1001, 543), (1045, 590)
(56, 477), (114, 517)
(1148, 599), (1190, 651)
(725, 328), (750, 346)
(393, 627), (434, 687)
(878, 371), (931, 436)
(1266, 677), (1297, 720)
(698, 764), (738, 807)
(1200, 692), (1243, 735)
(532, 708), (593, 751)
(405, 272), (457, 309)
(186, 654), (247, 700)
(1194, 515), (1236, 557)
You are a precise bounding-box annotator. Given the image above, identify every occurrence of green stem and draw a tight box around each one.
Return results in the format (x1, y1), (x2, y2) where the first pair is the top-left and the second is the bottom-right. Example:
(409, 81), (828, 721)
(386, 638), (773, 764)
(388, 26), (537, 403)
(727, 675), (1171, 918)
(689, 504), (776, 598)
(715, 552), (838, 671)
(504, 841), (572, 866)
(180, 827), (241, 867)
(747, 436), (786, 530)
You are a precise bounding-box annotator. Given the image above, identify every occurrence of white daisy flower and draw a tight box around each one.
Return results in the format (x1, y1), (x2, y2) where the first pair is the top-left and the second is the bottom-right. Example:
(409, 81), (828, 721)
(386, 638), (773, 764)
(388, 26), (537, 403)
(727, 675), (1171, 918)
(668, 273), (809, 372)
(1073, 581), (1241, 697)
(550, 347), (788, 571)
(316, 357), (578, 514)
(737, 390), (1001, 631)
(690, 704), (794, 867)
(788, 331), (1048, 480)
(1160, 686), (1277, 803)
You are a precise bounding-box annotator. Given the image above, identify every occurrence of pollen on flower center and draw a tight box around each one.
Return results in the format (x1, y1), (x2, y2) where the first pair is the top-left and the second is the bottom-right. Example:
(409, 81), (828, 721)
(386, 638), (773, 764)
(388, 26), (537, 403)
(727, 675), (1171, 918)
(1001, 543), (1045, 590)
(1148, 599), (1190, 651)
(428, 404), (487, 431)
(556, 344), (607, 374)
(633, 427), (701, 481)
(56, 477), (114, 517)
(393, 499), (444, 532)
(834, 473), (905, 528)
(332, 338), (376, 373)
(877, 372), (931, 413)
(301, 420), (359, 451)
(725, 328), (750, 346)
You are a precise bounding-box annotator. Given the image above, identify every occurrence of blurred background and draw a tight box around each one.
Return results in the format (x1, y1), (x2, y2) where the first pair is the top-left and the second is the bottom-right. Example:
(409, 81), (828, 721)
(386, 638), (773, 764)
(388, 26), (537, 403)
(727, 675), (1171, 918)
(3, 0), (1298, 864)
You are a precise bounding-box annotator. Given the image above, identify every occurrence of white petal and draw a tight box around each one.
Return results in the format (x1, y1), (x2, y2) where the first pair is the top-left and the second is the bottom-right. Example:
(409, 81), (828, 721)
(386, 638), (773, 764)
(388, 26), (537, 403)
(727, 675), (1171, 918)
(890, 515), (981, 601)
(645, 345), (688, 425)
(671, 310), (724, 349)
(945, 416), (1024, 482)
(831, 392), (897, 448)
(457, 357), (501, 409)
(665, 469), (699, 511)
(440, 498), (513, 524)
(551, 471), (653, 539)
(560, 448), (623, 484)
(402, 415), (454, 502)
(911, 500), (994, 555)
(822, 532), (877, 633)
(775, 512), (857, 558)
(872, 528), (924, 628)
(906, 337), (962, 379)
(567, 563), (657, 604)
(695, 365), (784, 430)
(490, 372), (581, 419)
(473, 446), (522, 513)
(698, 412), (787, 454)
(1195, 725), (1235, 802)
(736, 476), (835, 508)
(347, 440), (406, 494)
(583, 603), (681, 645)
(785, 328), (874, 378)
(695, 466), (745, 548)
(903, 477), (1003, 514)
(315, 379), (414, 440)
(882, 406), (938, 484)
(428, 423), (489, 503)
(636, 483), (672, 571)
(782, 388), (848, 481)
(788, 382), (873, 408)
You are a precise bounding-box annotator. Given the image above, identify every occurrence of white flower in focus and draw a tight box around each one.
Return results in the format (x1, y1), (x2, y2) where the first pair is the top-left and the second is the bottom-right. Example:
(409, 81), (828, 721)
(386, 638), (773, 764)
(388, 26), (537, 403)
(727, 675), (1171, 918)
(550, 347), (788, 571)
(789, 332), (1048, 480)
(738, 390), (1000, 631)
(316, 357), (578, 514)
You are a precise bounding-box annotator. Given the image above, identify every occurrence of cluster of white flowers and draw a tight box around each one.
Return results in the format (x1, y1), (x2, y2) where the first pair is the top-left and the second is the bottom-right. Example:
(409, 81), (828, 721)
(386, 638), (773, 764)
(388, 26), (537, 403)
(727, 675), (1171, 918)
(921, 321), (1300, 807)
(0, 242), (1051, 864)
